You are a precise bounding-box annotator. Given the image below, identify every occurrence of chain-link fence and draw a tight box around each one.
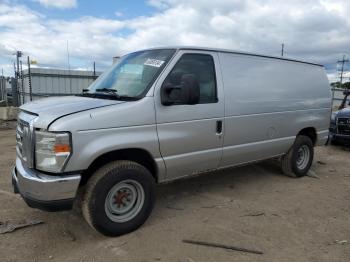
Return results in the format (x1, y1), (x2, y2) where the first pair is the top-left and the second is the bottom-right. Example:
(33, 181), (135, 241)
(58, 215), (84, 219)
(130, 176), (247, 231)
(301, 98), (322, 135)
(332, 87), (350, 110)
(0, 76), (7, 103)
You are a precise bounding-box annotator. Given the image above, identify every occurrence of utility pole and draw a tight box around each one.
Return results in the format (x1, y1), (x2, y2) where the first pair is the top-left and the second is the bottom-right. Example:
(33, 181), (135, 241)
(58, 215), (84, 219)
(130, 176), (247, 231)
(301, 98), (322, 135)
(93, 61), (96, 77)
(15, 51), (22, 79)
(281, 43), (284, 57)
(66, 40), (72, 94)
(14, 51), (22, 105)
(27, 56), (32, 101)
(20, 60), (24, 104)
(332, 55), (350, 111)
(338, 55), (349, 85)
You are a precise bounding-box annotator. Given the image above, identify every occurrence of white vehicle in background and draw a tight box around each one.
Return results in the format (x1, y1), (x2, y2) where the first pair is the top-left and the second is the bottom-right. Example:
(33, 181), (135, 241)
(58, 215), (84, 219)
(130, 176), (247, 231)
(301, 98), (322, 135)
(12, 47), (331, 236)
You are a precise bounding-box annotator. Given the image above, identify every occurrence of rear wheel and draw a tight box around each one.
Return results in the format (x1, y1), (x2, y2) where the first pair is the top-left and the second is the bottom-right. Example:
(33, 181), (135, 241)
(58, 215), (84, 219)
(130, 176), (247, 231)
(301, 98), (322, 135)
(281, 135), (314, 177)
(82, 160), (155, 236)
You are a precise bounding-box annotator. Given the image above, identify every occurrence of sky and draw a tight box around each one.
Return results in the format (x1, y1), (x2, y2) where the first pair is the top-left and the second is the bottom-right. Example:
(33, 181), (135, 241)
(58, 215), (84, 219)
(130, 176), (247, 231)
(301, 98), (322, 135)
(0, 0), (350, 82)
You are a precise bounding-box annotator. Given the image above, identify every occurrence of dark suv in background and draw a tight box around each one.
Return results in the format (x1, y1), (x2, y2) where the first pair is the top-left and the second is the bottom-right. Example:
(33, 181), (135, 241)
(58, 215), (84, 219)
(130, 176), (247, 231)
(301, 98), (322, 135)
(330, 106), (350, 144)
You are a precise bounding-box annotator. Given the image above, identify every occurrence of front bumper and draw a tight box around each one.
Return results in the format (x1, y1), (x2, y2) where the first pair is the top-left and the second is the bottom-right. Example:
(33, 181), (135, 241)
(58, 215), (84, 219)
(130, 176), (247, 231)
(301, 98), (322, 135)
(12, 157), (81, 211)
(329, 132), (350, 144)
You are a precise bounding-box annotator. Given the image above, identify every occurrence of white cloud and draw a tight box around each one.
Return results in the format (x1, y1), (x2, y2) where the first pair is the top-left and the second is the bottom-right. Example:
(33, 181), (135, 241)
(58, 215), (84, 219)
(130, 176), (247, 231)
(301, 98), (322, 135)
(147, 0), (169, 9)
(327, 71), (350, 83)
(0, 0), (350, 80)
(115, 11), (123, 17)
(33, 0), (77, 9)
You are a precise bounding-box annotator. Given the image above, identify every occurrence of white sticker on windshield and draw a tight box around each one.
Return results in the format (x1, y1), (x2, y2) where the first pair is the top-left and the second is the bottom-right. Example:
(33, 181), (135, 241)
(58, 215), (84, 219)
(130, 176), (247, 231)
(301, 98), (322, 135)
(144, 58), (165, 68)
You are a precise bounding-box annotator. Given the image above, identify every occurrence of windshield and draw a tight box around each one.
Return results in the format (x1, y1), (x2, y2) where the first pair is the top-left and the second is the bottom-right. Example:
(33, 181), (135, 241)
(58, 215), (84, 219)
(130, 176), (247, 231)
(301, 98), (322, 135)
(87, 49), (175, 99)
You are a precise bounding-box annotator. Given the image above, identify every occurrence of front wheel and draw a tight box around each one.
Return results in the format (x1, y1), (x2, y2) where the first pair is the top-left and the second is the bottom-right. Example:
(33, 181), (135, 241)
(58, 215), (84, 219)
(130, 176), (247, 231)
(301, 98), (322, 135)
(281, 135), (314, 177)
(82, 160), (155, 236)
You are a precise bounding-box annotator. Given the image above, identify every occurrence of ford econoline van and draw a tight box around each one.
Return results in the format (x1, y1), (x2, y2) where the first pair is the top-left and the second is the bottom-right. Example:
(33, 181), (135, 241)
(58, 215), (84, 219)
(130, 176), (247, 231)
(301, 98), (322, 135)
(12, 47), (331, 236)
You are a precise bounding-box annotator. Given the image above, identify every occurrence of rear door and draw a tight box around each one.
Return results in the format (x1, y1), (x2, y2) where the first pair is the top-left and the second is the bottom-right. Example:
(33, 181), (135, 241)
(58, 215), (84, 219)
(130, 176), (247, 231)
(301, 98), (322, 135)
(154, 50), (225, 180)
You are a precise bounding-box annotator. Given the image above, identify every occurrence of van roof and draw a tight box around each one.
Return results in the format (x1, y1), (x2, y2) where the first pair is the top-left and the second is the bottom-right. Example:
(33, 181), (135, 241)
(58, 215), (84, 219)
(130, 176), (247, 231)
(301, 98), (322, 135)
(141, 46), (323, 67)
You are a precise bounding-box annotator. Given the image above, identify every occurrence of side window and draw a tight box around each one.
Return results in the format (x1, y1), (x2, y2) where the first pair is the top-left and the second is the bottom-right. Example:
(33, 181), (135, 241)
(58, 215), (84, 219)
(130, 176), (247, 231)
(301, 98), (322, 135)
(164, 54), (217, 104)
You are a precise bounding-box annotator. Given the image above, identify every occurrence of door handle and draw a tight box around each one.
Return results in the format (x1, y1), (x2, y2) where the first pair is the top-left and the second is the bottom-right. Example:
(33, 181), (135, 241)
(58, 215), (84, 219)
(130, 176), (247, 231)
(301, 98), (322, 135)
(216, 120), (223, 134)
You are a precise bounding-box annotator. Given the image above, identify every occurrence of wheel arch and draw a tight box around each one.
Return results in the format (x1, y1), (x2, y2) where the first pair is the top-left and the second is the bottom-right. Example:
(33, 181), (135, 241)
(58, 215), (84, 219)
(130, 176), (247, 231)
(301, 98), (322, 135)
(297, 127), (317, 146)
(81, 148), (159, 185)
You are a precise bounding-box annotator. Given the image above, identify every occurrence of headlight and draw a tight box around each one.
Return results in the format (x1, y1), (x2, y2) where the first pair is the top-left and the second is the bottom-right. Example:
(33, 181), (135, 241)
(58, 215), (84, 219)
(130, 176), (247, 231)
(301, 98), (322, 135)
(331, 112), (337, 122)
(35, 130), (71, 173)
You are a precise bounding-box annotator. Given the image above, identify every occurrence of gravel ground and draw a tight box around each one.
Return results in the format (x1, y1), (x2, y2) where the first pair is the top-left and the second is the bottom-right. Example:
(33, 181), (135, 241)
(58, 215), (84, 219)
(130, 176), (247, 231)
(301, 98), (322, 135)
(0, 128), (349, 262)
(0, 120), (17, 130)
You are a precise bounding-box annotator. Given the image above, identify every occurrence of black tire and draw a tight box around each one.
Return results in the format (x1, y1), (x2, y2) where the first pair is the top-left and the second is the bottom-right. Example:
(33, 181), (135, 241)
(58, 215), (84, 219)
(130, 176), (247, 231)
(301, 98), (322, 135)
(281, 135), (314, 178)
(82, 160), (155, 236)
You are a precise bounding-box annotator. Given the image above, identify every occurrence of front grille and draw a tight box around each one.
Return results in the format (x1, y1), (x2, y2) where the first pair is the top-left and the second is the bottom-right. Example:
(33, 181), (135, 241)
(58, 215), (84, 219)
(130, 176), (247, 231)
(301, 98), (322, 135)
(337, 117), (350, 135)
(16, 121), (25, 159)
(16, 120), (31, 162)
(16, 119), (34, 167)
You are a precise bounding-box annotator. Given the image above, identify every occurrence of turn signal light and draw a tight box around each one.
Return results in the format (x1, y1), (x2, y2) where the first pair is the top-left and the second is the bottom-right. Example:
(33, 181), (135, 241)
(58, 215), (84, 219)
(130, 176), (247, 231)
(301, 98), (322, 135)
(54, 144), (71, 153)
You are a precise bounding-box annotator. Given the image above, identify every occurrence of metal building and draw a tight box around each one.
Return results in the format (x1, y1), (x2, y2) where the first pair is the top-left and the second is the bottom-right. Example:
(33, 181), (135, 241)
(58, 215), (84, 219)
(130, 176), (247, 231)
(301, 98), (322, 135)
(19, 68), (101, 104)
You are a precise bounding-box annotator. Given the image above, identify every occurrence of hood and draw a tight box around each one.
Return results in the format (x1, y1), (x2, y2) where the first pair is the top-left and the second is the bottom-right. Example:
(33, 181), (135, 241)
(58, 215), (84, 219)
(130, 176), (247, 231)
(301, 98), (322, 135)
(20, 96), (124, 129)
(336, 107), (350, 117)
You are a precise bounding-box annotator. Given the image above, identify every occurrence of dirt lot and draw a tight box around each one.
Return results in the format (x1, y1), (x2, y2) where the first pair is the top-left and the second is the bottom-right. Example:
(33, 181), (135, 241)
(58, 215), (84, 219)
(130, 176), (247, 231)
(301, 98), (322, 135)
(0, 126), (349, 262)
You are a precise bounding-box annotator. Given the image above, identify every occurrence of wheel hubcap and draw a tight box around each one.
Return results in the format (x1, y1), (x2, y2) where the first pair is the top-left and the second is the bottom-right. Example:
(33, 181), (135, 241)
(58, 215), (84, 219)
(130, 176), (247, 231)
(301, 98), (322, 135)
(296, 145), (310, 170)
(105, 180), (145, 223)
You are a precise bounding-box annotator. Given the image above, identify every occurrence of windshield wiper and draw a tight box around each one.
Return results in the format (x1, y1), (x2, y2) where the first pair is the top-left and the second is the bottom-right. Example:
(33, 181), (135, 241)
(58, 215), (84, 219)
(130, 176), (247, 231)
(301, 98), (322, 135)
(82, 88), (139, 101)
(96, 88), (119, 96)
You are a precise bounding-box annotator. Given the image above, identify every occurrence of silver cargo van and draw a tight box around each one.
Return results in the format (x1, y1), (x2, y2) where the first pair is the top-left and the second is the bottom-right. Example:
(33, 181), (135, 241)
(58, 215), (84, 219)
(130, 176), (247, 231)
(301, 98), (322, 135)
(12, 47), (331, 236)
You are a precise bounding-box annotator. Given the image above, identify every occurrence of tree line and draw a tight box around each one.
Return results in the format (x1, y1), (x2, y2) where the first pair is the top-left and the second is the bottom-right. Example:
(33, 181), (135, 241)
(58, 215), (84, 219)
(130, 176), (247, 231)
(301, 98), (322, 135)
(331, 82), (350, 89)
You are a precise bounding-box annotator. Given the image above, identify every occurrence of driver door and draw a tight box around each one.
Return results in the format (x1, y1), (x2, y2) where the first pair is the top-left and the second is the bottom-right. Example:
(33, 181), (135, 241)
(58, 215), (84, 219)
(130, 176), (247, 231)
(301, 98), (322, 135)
(154, 50), (225, 181)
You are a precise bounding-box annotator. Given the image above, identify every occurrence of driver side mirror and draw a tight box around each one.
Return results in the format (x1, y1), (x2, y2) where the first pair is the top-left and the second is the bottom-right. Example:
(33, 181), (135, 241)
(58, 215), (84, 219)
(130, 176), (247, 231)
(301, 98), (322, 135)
(161, 74), (200, 106)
